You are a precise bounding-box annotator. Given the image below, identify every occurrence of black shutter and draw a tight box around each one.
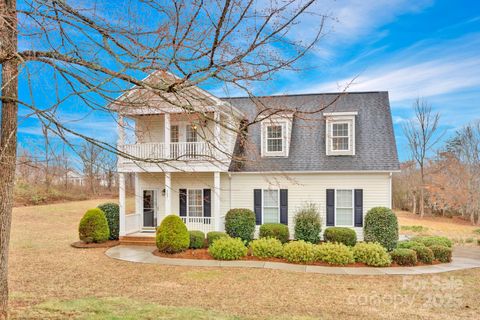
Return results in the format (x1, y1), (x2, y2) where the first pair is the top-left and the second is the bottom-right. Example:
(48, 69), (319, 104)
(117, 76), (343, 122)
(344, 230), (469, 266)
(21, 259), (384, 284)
(354, 189), (363, 227)
(203, 189), (211, 217)
(326, 189), (335, 226)
(254, 189), (262, 225)
(280, 189), (288, 225)
(179, 189), (187, 217)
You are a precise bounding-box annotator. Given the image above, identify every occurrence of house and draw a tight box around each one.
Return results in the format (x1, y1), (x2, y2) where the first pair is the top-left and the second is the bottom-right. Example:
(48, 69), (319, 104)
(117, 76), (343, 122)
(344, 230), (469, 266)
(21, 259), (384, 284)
(112, 72), (400, 243)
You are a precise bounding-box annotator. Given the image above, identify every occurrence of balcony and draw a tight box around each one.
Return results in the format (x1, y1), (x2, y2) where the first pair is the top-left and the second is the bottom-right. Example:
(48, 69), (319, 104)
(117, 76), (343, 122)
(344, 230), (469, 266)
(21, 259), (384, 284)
(120, 142), (216, 163)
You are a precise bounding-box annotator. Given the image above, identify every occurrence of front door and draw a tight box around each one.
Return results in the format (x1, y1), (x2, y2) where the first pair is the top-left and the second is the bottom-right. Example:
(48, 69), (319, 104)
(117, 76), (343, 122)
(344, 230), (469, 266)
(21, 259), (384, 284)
(143, 190), (156, 228)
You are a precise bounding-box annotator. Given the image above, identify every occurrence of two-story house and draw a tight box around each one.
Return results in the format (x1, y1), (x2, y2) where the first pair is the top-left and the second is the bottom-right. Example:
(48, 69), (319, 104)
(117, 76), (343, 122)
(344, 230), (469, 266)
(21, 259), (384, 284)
(112, 72), (400, 244)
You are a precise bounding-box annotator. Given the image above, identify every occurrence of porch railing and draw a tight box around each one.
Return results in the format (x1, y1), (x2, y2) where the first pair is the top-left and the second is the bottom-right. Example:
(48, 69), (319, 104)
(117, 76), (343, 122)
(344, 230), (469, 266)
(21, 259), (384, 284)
(181, 216), (216, 233)
(120, 142), (215, 162)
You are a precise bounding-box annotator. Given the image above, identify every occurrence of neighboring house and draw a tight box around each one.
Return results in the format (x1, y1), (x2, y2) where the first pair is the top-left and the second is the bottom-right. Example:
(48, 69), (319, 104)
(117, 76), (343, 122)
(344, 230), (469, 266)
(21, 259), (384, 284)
(112, 72), (400, 242)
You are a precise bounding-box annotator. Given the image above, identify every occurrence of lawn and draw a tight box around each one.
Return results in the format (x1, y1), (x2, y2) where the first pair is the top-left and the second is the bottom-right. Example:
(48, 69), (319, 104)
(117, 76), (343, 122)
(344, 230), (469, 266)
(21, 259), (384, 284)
(8, 200), (480, 319)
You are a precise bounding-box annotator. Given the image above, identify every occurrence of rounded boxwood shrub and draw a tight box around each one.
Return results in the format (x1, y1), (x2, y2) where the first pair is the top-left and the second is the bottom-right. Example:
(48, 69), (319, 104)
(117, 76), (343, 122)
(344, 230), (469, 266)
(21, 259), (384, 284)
(390, 248), (417, 266)
(188, 230), (205, 249)
(156, 215), (189, 253)
(293, 204), (322, 244)
(79, 208), (110, 243)
(283, 240), (316, 264)
(225, 208), (256, 243)
(207, 231), (229, 247)
(396, 240), (425, 249)
(314, 242), (355, 266)
(323, 227), (357, 247)
(259, 223), (290, 244)
(411, 245), (434, 264)
(250, 238), (283, 258)
(412, 236), (453, 248)
(208, 237), (248, 260)
(364, 207), (399, 251)
(97, 202), (119, 240)
(430, 245), (452, 263)
(352, 242), (391, 267)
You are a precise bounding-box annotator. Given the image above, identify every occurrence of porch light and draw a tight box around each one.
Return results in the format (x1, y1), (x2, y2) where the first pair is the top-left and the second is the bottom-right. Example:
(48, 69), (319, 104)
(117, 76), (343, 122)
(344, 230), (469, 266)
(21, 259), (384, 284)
(161, 189), (166, 196)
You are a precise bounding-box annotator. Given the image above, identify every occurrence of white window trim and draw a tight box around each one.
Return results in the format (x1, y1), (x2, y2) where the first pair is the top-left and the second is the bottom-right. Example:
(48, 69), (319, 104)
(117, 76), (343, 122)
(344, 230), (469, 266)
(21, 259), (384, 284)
(325, 113), (356, 156)
(261, 121), (289, 157)
(331, 122), (350, 151)
(186, 188), (204, 217)
(334, 189), (354, 227)
(262, 189), (280, 224)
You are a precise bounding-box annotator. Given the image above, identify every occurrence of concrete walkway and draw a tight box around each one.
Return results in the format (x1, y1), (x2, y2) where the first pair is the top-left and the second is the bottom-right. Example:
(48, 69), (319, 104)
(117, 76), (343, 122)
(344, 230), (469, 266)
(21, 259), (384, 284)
(105, 245), (480, 275)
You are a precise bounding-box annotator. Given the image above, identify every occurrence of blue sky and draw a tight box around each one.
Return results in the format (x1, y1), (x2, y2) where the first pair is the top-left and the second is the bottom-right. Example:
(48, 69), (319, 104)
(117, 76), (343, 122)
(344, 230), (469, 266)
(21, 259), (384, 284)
(16, 0), (480, 163)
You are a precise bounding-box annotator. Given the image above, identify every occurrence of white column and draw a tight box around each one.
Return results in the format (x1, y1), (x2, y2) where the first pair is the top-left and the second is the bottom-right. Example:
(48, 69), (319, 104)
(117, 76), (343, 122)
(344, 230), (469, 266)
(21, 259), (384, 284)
(214, 111), (221, 161)
(119, 172), (126, 236)
(214, 171), (221, 231)
(118, 114), (125, 163)
(164, 113), (171, 159)
(164, 172), (171, 221)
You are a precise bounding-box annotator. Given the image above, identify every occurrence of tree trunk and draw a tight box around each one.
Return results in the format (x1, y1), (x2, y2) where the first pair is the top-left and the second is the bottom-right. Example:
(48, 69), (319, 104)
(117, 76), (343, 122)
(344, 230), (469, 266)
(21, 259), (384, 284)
(411, 191), (417, 214)
(0, 1), (18, 318)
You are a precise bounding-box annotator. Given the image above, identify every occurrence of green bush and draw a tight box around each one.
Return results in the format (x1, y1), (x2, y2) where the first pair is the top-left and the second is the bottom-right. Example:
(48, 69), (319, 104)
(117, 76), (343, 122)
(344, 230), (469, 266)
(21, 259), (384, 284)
(323, 227), (357, 247)
(79, 208), (110, 243)
(207, 231), (229, 247)
(364, 207), (399, 251)
(156, 215), (189, 253)
(411, 245), (434, 264)
(283, 240), (316, 264)
(430, 245), (452, 263)
(412, 236), (453, 248)
(259, 223), (290, 244)
(188, 230), (205, 249)
(250, 238), (283, 258)
(396, 240), (425, 249)
(224, 208), (256, 243)
(352, 242), (391, 267)
(400, 225), (429, 233)
(208, 237), (248, 260)
(314, 242), (355, 266)
(293, 204), (322, 243)
(390, 248), (417, 266)
(97, 202), (120, 240)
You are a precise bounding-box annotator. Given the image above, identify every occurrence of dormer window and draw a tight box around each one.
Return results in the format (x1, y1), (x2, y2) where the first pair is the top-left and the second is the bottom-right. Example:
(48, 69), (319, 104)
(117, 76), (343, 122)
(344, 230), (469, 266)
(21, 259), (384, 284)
(260, 113), (293, 157)
(267, 125), (283, 152)
(325, 112), (357, 156)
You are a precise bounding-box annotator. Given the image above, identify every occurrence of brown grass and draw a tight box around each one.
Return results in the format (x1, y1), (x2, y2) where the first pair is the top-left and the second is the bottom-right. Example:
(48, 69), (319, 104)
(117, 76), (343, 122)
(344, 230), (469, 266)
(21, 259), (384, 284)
(8, 200), (480, 319)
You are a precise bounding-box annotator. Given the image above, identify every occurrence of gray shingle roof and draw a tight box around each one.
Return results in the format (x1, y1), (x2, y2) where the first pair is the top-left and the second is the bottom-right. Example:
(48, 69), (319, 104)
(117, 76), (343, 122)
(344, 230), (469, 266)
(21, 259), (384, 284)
(222, 91), (400, 172)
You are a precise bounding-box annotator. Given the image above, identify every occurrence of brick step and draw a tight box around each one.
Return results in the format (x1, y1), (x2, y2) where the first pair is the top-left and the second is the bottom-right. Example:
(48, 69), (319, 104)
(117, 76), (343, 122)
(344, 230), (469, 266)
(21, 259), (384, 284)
(119, 236), (156, 246)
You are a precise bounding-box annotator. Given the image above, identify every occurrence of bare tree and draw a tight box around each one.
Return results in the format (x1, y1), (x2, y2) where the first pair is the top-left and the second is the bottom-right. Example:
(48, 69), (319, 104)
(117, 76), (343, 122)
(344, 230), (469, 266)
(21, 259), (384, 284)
(78, 142), (105, 195)
(403, 98), (442, 218)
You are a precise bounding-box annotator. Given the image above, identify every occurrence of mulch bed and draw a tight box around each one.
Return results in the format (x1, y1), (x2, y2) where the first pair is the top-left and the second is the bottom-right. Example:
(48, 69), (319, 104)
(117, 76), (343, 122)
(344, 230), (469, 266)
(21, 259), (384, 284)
(153, 248), (444, 267)
(71, 240), (120, 249)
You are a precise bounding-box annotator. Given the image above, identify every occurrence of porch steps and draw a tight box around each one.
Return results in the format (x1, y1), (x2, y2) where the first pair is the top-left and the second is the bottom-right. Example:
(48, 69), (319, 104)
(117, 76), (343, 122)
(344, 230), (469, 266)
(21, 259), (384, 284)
(119, 236), (156, 246)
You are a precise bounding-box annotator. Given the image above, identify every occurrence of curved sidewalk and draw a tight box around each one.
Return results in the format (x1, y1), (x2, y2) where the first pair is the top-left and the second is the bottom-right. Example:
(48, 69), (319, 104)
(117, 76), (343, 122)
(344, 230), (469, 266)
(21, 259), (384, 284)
(105, 245), (480, 275)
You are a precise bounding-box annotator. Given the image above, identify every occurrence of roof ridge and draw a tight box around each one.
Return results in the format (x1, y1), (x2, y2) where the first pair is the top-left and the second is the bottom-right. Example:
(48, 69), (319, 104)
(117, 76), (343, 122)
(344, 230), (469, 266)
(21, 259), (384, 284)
(220, 91), (388, 99)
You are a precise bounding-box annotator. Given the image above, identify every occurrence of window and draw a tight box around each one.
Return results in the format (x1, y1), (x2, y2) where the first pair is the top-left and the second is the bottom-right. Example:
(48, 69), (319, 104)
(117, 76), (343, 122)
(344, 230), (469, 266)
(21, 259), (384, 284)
(267, 125), (283, 152)
(187, 189), (203, 217)
(170, 125), (179, 143)
(335, 189), (353, 226)
(332, 123), (349, 151)
(263, 189), (279, 223)
(186, 125), (197, 142)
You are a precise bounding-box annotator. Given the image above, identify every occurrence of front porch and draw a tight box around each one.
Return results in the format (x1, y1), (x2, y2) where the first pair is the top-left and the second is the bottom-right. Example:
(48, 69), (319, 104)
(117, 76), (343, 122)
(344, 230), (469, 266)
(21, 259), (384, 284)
(118, 172), (223, 236)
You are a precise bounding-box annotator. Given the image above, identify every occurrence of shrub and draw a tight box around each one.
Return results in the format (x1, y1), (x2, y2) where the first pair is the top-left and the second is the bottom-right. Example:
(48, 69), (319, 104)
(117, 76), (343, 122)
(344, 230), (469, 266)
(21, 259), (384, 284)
(396, 240), (425, 249)
(430, 245), (452, 263)
(390, 248), (417, 266)
(208, 237), (247, 260)
(188, 230), (205, 249)
(293, 203), (322, 243)
(400, 225), (428, 233)
(323, 227), (357, 246)
(352, 242), (391, 267)
(79, 208), (110, 243)
(97, 202), (120, 240)
(364, 207), (398, 251)
(207, 231), (229, 246)
(224, 208), (256, 243)
(474, 228), (480, 235)
(156, 215), (189, 253)
(314, 242), (355, 266)
(250, 238), (283, 258)
(283, 240), (316, 264)
(412, 236), (453, 248)
(259, 223), (290, 243)
(411, 245), (434, 264)
(465, 237), (474, 244)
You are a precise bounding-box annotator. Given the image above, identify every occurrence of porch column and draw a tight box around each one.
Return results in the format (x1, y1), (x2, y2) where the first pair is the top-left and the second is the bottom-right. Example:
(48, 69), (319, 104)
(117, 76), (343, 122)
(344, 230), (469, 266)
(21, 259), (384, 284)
(164, 172), (171, 220)
(119, 172), (126, 236)
(118, 113), (125, 162)
(214, 171), (221, 231)
(214, 111), (221, 161)
(164, 113), (171, 159)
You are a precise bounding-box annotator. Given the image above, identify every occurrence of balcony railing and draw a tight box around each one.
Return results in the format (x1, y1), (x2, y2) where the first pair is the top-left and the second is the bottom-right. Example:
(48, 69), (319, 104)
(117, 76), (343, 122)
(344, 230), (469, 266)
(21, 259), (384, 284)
(120, 142), (215, 162)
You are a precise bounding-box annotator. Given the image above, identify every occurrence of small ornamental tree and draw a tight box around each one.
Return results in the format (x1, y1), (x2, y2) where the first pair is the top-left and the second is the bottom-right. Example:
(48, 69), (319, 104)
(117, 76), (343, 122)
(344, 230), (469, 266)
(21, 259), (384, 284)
(156, 215), (189, 253)
(79, 208), (110, 243)
(224, 208), (256, 243)
(97, 203), (120, 240)
(364, 207), (399, 251)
